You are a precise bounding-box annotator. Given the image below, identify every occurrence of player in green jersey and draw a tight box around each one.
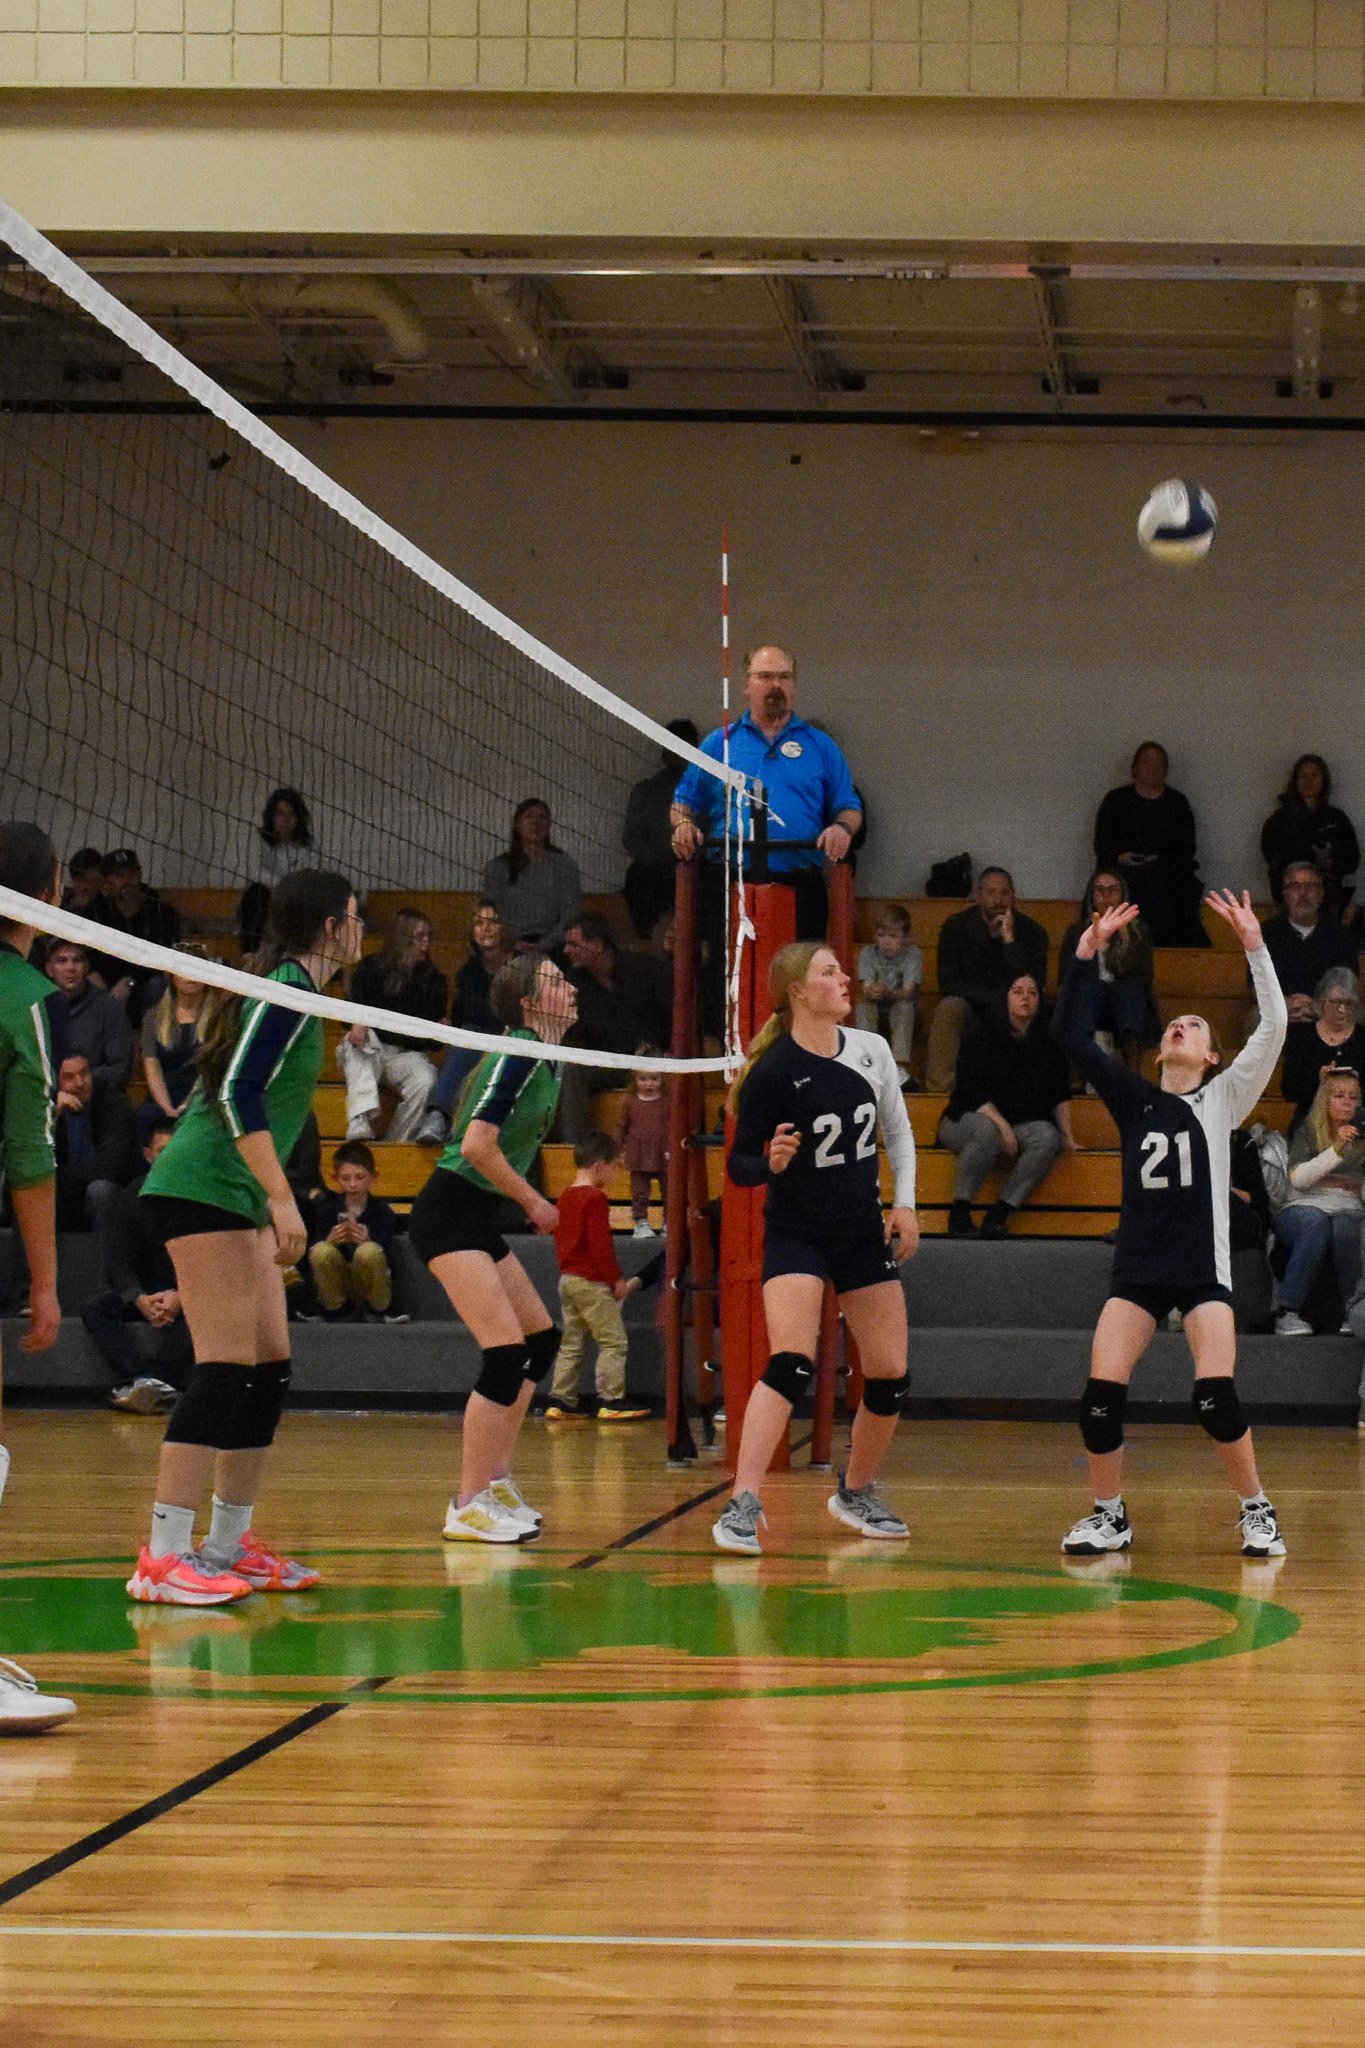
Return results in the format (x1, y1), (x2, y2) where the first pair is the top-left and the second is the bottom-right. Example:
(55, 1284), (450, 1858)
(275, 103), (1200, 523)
(0, 823), (75, 1731)
(128, 870), (362, 1608)
(408, 951), (577, 1544)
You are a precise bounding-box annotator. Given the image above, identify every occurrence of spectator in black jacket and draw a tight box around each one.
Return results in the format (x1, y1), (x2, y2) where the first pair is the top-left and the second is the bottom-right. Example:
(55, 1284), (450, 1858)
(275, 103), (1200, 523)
(1279, 967), (1365, 1135)
(1058, 869), (1159, 1071)
(53, 1053), (140, 1232)
(622, 720), (699, 939)
(80, 1120), (191, 1412)
(937, 974), (1075, 1238)
(558, 913), (673, 1140)
(1261, 754), (1360, 917)
(1259, 861), (1359, 1028)
(925, 867), (1050, 1093)
(306, 1141), (403, 1321)
(338, 908), (448, 1141)
(417, 899), (511, 1145)
(43, 940), (134, 1090)
(87, 848), (182, 1023)
(1093, 741), (1208, 947)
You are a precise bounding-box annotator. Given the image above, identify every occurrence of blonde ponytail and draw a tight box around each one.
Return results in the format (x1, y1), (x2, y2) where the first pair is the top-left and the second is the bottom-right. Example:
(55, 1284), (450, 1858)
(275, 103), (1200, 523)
(727, 939), (831, 1114)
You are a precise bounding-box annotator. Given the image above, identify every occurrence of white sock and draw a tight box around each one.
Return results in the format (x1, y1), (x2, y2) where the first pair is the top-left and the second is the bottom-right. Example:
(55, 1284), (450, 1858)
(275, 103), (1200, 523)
(202, 1495), (253, 1565)
(1095, 1493), (1124, 1513)
(0, 1442), (10, 1511)
(149, 1502), (196, 1560)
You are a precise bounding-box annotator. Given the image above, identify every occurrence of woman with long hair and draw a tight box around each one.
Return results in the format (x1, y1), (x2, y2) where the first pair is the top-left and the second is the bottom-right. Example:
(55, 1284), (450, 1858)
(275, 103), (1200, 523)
(129, 869), (362, 1606)
(1092, 741), (1209, 947)
(712, 942), (920, 1556)
(937, 971), (1075, 1239)
(138, 945), (210, 1141)
(339, 906), (448, 1142)
(408, 951), (577, 1543)
(1052, 890), (1287, 1559)
(1271, 1065), (1365, 1335)
(479, 798), (582, 951)
(1058, 867), (1158, 1070)
(1261, 753), (1360, 916)
(417, 898), (512, 1146)
(237, 786), (316, 952)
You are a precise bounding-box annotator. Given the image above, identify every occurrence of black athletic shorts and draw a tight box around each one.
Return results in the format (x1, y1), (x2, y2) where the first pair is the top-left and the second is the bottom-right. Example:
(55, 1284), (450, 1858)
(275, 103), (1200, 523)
(408, 1169), (512, 1266)
(141, 1193), (256, 1241)
(762, 1224), (899, 1296)
(1109, 1281), (1234, 1322)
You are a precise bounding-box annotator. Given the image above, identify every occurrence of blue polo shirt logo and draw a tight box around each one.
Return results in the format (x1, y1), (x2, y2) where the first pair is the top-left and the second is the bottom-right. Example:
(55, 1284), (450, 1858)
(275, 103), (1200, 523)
(780, 740), (803, 758)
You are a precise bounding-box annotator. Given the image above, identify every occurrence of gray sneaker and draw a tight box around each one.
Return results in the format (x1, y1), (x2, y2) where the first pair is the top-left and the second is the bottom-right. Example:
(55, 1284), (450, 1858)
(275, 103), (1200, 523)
(712, 1491), (765, 1555)
(416, 1111), (448, 1146)
(110, 1377), (178, 1415)
(827, 1473), (909, 1540)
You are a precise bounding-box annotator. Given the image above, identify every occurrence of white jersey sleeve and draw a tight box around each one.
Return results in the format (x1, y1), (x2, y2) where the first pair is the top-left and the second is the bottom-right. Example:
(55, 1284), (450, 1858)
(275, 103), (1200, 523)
(1216, 944), (1288, 1129)
(840, 1027), (917, 1209)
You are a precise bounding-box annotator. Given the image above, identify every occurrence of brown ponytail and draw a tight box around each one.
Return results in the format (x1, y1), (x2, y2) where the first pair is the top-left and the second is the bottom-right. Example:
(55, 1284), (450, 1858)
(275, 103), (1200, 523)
(727, 940), (831, 1114)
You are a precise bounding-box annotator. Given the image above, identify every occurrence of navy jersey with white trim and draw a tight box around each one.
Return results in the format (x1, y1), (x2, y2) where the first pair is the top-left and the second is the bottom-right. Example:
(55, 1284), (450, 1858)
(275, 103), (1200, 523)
(1053, 945), (1286, 1291)
(729, 1026), (916, 1238)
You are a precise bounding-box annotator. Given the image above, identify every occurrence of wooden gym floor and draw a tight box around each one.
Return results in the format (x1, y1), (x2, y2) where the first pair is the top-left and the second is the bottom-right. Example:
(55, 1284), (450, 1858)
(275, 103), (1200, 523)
(1, 1406), (1364, 2046)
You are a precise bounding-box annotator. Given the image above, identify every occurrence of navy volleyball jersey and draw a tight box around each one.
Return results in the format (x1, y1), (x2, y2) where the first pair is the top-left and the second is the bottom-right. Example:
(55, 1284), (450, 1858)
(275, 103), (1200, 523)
(1053, 945), (1286, 1292)
(728, 1027), (917, 1238)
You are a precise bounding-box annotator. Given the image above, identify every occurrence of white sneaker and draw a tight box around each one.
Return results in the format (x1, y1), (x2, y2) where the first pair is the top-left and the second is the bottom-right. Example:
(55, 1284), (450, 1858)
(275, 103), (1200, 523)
(345, 1117), (374, 1141)
(489, 1476), (542, 1534)
(632, 1220), (658, 1240)
(1061, 1502), (1133, 1555)
(1239, 1500), (1286, 1557)
(442, 1490), (530, 1544)
(110, 1376), (178, 1415)
(1275, 1310), (1313, 1336)
(0, 1656), (76, 1734)
(416, 1112), (448, 1145)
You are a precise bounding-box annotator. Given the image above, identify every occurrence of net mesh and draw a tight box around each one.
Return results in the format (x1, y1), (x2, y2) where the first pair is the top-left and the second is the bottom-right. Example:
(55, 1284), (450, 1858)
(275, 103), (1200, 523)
(0, 202), (742, 1071)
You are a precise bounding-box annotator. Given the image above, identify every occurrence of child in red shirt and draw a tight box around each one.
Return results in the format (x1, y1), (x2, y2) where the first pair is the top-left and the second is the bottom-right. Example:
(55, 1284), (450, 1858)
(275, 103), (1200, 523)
(547, 1133), (649, 1421)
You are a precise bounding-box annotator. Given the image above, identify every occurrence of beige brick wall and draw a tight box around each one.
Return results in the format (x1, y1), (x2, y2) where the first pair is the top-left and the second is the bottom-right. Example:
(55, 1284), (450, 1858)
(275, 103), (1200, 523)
(1, 0), (1363, 94)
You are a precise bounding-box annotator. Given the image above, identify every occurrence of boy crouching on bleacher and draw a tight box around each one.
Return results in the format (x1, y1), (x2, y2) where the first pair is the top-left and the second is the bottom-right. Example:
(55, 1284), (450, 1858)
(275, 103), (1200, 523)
(546, 1133), (650, 1421)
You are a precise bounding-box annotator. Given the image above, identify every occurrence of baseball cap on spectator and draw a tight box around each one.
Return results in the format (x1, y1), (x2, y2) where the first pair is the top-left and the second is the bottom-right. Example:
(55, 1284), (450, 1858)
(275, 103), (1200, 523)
(102, 848), (142, 875)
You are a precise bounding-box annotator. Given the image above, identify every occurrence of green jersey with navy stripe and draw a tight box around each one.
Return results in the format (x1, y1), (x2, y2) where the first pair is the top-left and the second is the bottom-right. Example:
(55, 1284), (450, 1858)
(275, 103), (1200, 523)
(143, 959), (322, 1225)
(440, 1027), (560, 1193)
(0, 945), (57, 1192)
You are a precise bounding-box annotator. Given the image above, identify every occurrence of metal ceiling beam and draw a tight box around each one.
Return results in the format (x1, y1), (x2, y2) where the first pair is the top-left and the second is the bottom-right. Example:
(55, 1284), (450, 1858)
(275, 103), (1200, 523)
(764, 277), (858, 393)
(70, 255), (1365, 283)
(464, 275), (603, 401)
(1028, 268), (1070, 399)
(1292, 282), (1323, 399)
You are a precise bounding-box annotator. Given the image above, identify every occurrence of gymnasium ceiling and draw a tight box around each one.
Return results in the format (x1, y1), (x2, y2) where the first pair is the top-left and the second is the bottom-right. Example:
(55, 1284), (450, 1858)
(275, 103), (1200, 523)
(8, 235), (1365, 424)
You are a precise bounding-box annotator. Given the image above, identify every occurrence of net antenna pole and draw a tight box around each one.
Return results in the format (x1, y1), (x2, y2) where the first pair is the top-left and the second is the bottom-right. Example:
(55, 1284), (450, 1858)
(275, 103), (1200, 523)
(664, 853), (699, 1466)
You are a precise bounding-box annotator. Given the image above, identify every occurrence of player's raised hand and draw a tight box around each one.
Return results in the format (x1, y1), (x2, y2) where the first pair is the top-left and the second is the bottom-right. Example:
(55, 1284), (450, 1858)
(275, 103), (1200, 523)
(767, 1123), (801, 1174)
(1205, 888), (1264, 952)
(1074, 901), (1141, 961)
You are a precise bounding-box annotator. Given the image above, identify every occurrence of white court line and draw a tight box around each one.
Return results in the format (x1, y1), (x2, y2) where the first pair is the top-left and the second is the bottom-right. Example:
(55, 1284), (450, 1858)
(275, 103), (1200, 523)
(0, 1926), (1362, 1961)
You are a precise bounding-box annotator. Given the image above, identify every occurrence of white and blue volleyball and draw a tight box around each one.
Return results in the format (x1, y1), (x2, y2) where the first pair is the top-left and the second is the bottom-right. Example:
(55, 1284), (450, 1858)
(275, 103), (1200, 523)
(1137, 478), (1218, 566)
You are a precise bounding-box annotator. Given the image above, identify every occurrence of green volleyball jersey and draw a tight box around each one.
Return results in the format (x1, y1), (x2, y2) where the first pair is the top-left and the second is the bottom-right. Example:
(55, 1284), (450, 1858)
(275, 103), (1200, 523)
(143, 959), (323, 1225)
(440, 1028), (560, 1193)
(0, 945), (57, 1191)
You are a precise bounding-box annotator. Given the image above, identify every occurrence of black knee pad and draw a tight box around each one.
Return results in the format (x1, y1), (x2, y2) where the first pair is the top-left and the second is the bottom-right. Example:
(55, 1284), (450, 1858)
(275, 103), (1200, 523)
(237, 1359), (292, 1451)
(523, 1325), (562, 1384)
(475, 1342), (528, 1408)
(1079, 1377), (1127, 1456)
(1194, 1377), (1247, 1444)
(163, 1362), (248, 1449)
(760, 1350), (815, 1404)
(861, 1370), (911, 1418)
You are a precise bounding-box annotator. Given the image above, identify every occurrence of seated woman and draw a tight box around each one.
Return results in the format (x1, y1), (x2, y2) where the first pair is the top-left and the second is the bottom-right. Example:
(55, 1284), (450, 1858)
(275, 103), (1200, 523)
(417, 899), (511, 1145)
(480, 798), (582, 952)
(937, 972), (1076, 1239)
(1093, 741), (1209, 947)
(338, 909), (449, 1143)
(1261, 753), (1360, 920)
(1280, 968), (1365, 1136)
(237, 786), (316, 954)
(1059, 868), (1158, 1072)
(138, 947), (209, 1142)
(1272, 1065), (1365, 1335)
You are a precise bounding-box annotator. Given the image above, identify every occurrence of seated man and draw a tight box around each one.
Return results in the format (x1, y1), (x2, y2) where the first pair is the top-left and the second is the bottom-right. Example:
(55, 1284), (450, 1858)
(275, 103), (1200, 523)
(53, 1053), (140, 1232)
(306, 1140), (403, 1322)
(44, 940), (134, 1090)
(925, 867), (1050, 1094)
(1259, 860), (1359, 1025)
(856, 903), (922, 1087)
(559, 914), (672, 1141)
(86, 848), (181, 1025)
(80, 1118), (191, 1412)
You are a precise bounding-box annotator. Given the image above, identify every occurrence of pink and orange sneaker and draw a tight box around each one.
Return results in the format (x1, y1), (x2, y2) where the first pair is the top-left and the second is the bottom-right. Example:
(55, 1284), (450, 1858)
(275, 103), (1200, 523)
(218, 1531), (322, 1593)
(126, 1548), (252, 1607)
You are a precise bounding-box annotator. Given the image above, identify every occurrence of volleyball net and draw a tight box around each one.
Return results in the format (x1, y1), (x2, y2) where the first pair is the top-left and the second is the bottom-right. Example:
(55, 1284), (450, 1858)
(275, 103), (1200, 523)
(0, 200), (747, 1072)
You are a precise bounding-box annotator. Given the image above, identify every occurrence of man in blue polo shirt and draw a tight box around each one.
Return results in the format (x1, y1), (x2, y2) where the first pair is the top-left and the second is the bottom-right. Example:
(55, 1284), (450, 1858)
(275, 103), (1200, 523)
(670, 645), (862, 1036)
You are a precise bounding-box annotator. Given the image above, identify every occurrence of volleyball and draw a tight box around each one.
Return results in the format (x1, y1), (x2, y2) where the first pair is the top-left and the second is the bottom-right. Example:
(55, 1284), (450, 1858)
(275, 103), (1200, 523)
(1136, 477), (1218, 566)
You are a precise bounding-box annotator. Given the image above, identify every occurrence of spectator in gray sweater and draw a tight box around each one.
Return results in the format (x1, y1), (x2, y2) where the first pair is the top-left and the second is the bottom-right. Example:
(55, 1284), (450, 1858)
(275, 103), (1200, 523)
(480, 798), (582, 952)
(44, 941), (134, 1090)
(925, 867), (1050, 1093)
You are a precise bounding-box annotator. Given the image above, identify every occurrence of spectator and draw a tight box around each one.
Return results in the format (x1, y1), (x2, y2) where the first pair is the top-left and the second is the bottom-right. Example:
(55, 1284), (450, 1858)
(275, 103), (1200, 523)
(480, 798), (582, 952)
(856, 904), (922, 1088)
(618, 1049), (669, 1239)
(52, 1052), (139, 1231)
(1228, 1124), (1275, 1332)
(623, 719), (699, 939)
(925, 867), (1050, 1094)
(670, 645), (861, 1036)
(61, 846), (104, 916)
(1260, 861), (1358, 1024)
(1280, 968), (1365, 1136)
(642, 910), (677, 1047)
(87, 848), (182, 1023)
(1093, 742), (1208, 947)
(238, 786), (316, 953)
(138, 947), (209, 1141)
(339, 908), (448, 1142)
(558, 913), (672, 1141)
(937, 973), (1075, 1238)
(306, 1140), (403, 1322)
(1058, 869), (1159, 1071)
(1261, 753), (1359, 918)
(417, 899), (512, 1146)
(79, 1119), (191, 1413)
(1272, 1065), (1365, 1334)
(545, 1132), (649, 1421)
(43, 940), (133, 1090)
